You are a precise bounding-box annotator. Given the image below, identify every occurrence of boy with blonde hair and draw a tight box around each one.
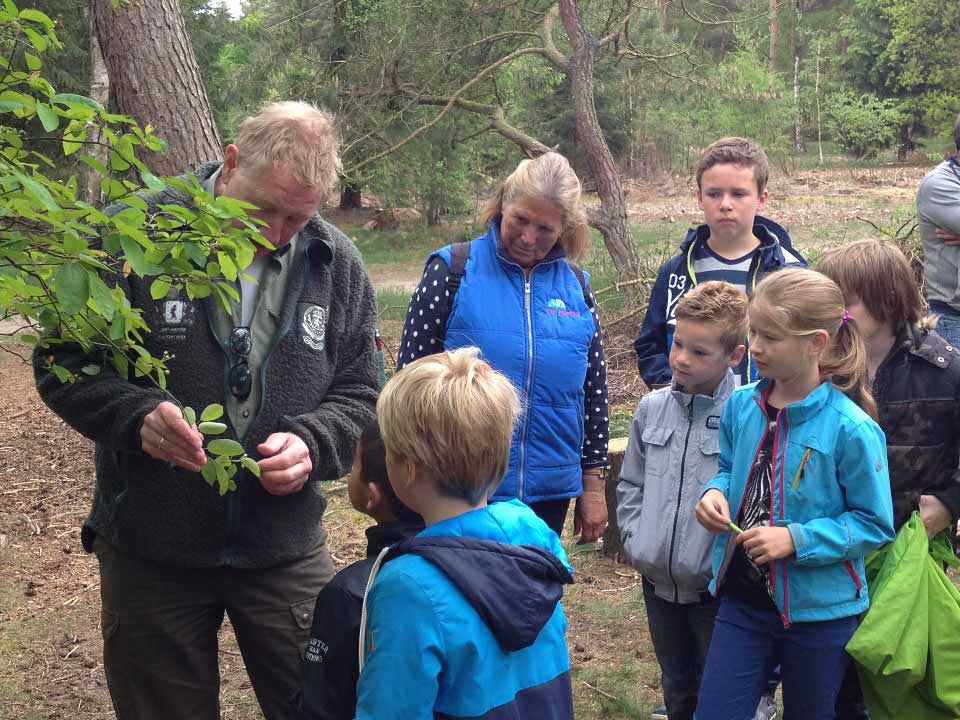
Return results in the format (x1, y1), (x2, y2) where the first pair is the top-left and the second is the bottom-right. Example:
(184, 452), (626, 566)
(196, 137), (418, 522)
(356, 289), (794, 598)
(619, 281), (750, 720)
(635, 137), (805, 389)
(354, 347), (575, 720)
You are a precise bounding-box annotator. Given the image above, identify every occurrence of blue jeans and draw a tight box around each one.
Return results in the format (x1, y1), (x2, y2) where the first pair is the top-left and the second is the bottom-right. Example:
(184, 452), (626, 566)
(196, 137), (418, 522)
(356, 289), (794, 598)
(930, 302), (960, 349)
(643, 578), (719, 720)
(695, 596), (858, 720)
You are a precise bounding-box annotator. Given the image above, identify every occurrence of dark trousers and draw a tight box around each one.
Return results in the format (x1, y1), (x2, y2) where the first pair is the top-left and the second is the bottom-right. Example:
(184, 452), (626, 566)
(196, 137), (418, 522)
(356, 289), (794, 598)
(643, 578), (719, 720)
(696, 596), (858, 720)
(94, 536), (335, 720)
(835, 663), (870, 720)
(529, 498), (572, 537)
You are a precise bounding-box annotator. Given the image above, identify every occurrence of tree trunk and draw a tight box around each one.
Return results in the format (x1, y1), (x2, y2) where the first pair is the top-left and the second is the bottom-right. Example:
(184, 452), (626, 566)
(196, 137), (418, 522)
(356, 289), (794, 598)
(557, 0), (638, 275)
(82, 4), (110, 205)
(791, 0), (803, 153)
(659, 0), (670, 33)
(339, 182), (363, 210)
(769, 0), (779, 72)
(91, 0), (222, 175)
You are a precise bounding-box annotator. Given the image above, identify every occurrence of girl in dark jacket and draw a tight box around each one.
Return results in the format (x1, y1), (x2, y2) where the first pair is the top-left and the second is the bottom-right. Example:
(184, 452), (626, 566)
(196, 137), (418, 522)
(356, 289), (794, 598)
(819, 238), (960, 720)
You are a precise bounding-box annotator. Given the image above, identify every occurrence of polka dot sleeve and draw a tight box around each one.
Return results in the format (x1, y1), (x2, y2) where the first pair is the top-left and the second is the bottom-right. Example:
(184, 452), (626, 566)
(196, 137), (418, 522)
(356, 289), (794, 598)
(582, 287), (610, 469)
(396, 258), (452, 370)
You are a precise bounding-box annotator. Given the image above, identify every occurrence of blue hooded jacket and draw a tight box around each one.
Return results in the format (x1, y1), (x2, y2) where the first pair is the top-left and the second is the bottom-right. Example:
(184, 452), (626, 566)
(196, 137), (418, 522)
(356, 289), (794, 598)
(354, 500), (575, 720)
(704, 380), (895, 626)
(634, 216), (805, 387)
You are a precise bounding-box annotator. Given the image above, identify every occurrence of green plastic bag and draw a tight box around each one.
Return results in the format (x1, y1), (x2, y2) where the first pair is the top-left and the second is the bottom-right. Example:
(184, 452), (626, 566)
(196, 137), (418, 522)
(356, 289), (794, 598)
(847, 513), (960, 720)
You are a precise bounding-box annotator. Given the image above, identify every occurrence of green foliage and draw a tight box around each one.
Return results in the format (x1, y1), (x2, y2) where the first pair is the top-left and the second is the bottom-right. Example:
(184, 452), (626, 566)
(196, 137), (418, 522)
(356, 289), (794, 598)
(823, 89), (900, 159)
(0, 7), (265, 493)
(840, 0), (960, 154)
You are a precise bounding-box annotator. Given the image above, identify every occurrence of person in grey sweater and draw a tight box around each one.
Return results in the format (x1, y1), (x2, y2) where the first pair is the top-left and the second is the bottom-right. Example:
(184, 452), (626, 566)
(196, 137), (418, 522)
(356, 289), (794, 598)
(618, 281), (748, 720)
(33, 102), (379, 720)
(917, 113), (960, 346)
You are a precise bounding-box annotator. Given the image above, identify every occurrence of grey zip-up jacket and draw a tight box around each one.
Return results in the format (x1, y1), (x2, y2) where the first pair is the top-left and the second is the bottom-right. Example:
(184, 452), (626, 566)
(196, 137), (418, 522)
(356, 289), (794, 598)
(918, 158), (960, 311)
(616, 371), (737, 604)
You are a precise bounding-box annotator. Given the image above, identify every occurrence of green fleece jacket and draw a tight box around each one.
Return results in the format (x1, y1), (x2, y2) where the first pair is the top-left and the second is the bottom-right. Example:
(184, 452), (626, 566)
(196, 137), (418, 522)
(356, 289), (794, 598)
(34, 163), (379, 569)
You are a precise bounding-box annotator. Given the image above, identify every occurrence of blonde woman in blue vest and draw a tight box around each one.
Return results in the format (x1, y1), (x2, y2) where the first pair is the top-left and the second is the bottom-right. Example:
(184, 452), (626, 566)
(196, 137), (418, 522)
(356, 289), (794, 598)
(397, 152), (609, 541)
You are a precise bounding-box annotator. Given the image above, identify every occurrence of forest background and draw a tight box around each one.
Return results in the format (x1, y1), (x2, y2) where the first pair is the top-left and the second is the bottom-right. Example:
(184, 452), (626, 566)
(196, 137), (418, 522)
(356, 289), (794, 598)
(1, 0), (958, 717)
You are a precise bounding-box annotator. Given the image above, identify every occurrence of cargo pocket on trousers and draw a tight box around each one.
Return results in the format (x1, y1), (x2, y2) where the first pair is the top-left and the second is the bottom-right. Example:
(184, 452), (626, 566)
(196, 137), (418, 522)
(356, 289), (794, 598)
(290, 598), (315, 631)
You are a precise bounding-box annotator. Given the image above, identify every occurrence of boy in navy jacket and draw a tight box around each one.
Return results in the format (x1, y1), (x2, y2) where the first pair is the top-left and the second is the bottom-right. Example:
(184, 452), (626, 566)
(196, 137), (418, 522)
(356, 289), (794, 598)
(635, 137), (806, 388)
(354, 347), (575, 720)
(295, 421), (423, 720)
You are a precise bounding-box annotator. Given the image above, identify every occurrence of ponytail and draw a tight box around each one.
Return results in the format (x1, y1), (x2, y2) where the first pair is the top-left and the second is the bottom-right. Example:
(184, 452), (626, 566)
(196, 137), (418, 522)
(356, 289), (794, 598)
(821, 318), (878, 420)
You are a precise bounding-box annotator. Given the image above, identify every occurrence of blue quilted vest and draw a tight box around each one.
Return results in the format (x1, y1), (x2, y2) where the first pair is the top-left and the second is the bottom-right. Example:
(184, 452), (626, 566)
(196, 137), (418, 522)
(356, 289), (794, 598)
(432, 223), (595, 503)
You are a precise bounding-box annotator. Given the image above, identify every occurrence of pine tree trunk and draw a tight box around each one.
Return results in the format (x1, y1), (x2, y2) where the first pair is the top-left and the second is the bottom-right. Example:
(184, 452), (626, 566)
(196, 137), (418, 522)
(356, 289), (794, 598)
(91, 0), (222, 175)
(557, 0), (638, 275)
(769, 0), (780, 72)
(83, 4), (110, 204)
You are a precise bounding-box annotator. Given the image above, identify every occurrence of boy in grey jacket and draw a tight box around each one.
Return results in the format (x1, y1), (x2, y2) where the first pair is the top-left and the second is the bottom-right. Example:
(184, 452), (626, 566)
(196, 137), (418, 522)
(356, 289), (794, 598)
(618, 281), (747, 720)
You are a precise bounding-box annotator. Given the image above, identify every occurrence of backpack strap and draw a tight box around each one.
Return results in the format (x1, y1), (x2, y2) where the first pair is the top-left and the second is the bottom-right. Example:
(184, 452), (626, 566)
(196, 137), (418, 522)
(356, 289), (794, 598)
(569, 263), (591, 307)
(446, 240), (472, 302)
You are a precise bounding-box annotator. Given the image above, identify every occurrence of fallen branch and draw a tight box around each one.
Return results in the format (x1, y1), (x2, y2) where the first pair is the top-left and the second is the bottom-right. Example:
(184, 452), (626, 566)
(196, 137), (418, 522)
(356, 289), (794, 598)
(581, 680), (619, 702)
(594, 277), (655, 296)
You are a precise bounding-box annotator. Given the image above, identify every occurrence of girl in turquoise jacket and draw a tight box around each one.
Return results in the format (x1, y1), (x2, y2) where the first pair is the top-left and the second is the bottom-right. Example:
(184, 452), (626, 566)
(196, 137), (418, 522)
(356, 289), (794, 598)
(694, 268), (895, 720)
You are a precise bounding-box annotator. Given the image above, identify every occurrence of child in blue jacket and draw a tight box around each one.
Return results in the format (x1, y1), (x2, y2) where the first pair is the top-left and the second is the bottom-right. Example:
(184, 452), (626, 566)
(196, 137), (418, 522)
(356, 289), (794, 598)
(354, 347), (575, 720)
(634, 137), (806, 388)
(694, 268), (895, 719)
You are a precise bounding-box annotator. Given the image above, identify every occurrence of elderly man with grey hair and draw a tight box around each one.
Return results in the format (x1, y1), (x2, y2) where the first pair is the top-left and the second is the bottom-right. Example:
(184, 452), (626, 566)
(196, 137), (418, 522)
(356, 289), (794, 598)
(34, 102), (379, 720)
(918, 112), (960, 348)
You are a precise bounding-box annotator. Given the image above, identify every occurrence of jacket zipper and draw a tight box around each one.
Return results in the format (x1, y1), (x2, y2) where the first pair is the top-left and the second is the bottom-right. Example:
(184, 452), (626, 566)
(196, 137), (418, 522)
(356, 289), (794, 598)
(715, 417), (767, 591)
(667, 397), (696, 602)
(771, 408), (792, 627)
(517, 273), (535, 502)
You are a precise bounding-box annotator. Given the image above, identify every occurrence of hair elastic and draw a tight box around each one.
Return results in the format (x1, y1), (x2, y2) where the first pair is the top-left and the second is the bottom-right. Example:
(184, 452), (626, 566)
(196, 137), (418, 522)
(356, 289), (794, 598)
(841, 308), (851, 326)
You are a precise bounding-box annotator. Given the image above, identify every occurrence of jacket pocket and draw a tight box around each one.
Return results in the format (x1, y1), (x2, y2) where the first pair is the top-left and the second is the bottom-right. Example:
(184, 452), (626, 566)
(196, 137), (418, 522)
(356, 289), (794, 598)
(641, 426), (673, 477)
(290, 597), (316, 631)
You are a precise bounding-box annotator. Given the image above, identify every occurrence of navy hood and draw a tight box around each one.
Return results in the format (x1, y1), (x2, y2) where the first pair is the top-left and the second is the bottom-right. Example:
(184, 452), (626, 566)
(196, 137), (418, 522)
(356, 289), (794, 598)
(384, 536), (574, 652)
(678, 214), (801, 259)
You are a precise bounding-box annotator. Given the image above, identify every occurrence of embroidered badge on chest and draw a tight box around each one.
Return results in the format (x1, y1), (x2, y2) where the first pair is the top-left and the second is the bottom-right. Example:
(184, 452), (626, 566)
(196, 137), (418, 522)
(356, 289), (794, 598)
(706, 415), (721, 430)
(302, 304), (327, 351)
(164, 300), (187, 325)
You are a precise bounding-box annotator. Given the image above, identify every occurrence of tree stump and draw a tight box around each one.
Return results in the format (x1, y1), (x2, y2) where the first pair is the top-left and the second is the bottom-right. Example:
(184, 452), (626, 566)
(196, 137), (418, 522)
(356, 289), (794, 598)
(602, 436), (630, 560)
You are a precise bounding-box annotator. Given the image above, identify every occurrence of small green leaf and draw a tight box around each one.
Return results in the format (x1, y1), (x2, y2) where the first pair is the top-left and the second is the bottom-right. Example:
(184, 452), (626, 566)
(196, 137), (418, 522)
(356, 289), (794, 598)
(217, 252), (238, 281)
(53, 263), (90, 314)
(19, 8), (54, 26)
(36, 103), (58, 132)
(150, 277), (173, 300)
(198, 421), (227, 435)
(80, 364), (100, 376)
(23, 26), (46, 52)
(24, 52), (41, 71)
(240, 455), (261, 478)
(207, 439), (245, 457)
(200, 403), (224, 422)
(200, 460), (217, 486)
(214, 461), (230, 495)
(141, 171), (165, 192)
(186, 280), (211, 299)
(182, 406), (197, 426)
(51, 93), (104, 112)
(112, 351), (129, 378)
